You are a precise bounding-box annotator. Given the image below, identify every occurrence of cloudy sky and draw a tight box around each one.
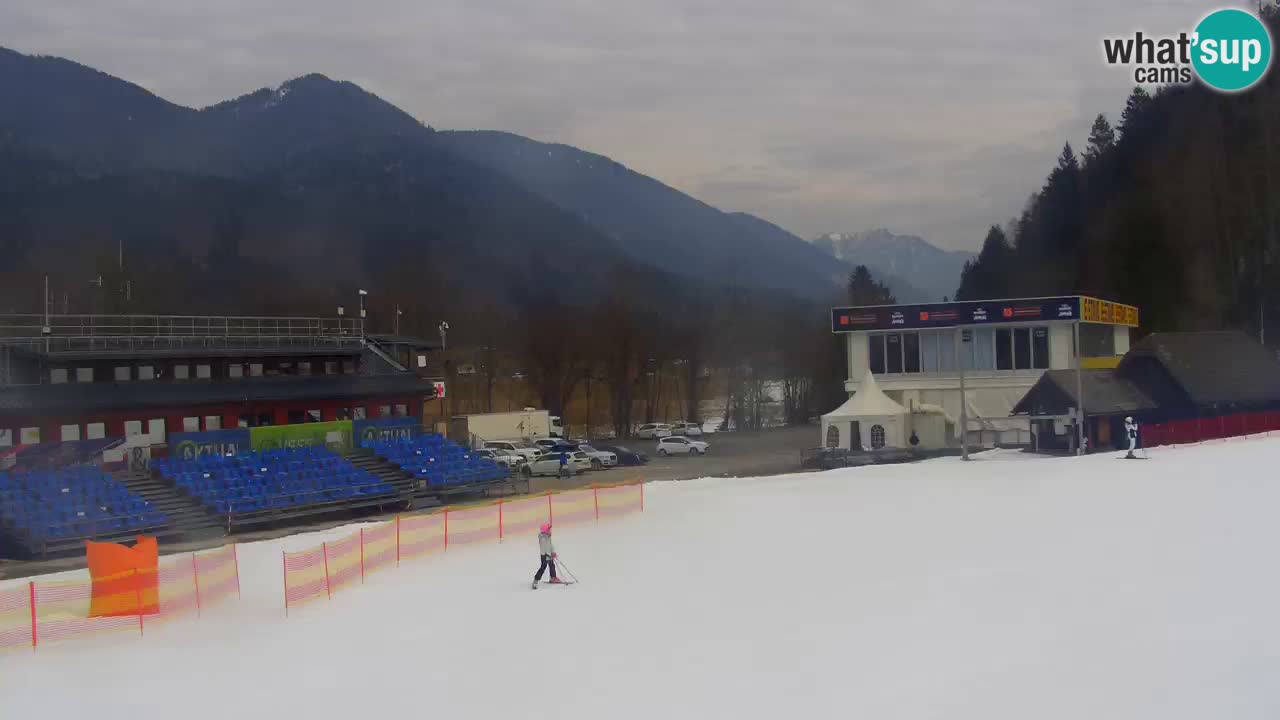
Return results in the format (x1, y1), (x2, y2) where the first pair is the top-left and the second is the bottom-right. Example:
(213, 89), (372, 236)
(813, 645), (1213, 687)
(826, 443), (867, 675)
(0, 0), (1253, 250)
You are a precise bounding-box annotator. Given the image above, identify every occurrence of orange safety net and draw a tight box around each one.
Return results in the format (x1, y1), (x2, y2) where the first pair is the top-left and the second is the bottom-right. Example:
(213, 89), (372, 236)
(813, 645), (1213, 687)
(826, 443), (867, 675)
(86, 536), (160, 617)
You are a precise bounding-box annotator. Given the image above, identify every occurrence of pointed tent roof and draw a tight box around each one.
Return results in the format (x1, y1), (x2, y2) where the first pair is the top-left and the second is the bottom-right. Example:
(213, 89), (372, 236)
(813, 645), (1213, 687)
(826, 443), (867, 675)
(824, 371), (907, 419)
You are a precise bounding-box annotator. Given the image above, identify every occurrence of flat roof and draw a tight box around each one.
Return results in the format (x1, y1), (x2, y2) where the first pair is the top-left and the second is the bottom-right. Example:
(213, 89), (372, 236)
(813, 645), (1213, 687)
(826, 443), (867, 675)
(831, 295), (1138, 333)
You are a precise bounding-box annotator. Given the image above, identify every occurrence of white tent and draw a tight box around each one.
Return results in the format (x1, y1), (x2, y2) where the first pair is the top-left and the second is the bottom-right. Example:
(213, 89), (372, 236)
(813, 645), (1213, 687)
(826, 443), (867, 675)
(821, 371), (908, 450)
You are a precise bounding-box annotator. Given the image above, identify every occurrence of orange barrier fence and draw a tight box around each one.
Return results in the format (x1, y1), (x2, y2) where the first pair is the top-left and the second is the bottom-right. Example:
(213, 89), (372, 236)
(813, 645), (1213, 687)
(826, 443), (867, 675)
(284, 481), (644, 614)
(0, 544), (240, 652)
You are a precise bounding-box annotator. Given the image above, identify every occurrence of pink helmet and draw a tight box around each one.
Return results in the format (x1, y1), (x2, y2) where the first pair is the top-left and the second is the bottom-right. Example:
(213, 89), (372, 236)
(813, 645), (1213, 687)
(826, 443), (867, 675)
(540, 522), (552, 534)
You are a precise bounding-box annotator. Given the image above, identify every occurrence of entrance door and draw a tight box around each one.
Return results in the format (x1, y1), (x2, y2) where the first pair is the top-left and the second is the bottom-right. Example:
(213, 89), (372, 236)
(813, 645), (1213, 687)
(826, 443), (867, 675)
(850, 421), (863, 451)
(1097, 419), (1113, 448)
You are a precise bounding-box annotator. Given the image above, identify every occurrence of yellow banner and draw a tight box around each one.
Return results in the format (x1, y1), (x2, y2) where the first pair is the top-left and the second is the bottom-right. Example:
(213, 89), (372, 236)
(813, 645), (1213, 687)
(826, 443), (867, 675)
(1080, 296), (1139, 327)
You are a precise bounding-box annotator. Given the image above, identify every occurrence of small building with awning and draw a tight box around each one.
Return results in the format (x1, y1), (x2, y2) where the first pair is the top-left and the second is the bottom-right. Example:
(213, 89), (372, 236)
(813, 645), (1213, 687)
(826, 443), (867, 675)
(1011, 369), (1156, 451)
(821, 370), (950, 450)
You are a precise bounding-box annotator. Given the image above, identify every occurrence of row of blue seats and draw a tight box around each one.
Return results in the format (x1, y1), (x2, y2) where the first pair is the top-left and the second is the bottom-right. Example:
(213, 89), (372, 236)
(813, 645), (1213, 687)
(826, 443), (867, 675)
(0, 468), (167, 543)
(364, 436), (507, 487)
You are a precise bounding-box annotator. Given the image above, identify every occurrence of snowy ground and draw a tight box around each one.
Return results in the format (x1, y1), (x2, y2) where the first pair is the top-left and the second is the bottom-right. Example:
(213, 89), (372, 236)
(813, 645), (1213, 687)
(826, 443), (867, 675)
(4, 439), (1280, 719)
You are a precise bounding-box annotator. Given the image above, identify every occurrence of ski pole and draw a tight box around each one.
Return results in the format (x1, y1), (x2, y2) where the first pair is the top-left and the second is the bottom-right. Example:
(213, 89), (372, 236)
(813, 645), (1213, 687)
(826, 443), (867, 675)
(555, 556), (580, 583)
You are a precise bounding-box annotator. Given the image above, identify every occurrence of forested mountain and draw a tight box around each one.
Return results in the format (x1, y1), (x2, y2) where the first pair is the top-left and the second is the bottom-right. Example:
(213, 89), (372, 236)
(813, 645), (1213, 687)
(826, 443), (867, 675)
(956, 8), (1279, 339)
(0, 47), (849, 322)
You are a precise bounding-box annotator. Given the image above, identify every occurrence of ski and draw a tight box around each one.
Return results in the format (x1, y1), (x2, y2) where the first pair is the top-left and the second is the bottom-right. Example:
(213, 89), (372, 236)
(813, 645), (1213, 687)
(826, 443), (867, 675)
(532, 580), (576, 588)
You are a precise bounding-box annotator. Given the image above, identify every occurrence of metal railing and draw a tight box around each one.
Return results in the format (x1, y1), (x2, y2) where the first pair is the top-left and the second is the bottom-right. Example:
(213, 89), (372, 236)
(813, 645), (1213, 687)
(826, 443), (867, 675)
(0, 314), (364, 355)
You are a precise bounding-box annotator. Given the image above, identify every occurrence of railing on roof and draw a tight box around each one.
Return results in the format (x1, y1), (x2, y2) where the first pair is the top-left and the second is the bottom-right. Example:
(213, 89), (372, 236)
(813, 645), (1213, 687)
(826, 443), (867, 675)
(0, 314), (364, 355)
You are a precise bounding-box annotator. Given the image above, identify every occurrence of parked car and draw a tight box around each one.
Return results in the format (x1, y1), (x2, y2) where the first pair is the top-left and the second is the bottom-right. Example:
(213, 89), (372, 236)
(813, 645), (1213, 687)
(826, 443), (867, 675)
(636, 423), (673, 439)
(534, 438), (579, 454)
(521, 453), (581, 478)
(669, 421), (703, 437)
(483, 440), (541, 461)
(522, 450), (591, 474)
(598, 445), (649, 466)
(576, 444), (618, 470)
(473, 448), (524, 469)
(657, 436), (709, 456)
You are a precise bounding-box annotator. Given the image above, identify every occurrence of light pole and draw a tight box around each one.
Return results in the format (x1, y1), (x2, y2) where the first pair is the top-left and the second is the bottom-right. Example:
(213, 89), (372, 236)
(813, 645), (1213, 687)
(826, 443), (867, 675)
(956, 327), (969, 461)
(358, 289), (368, 336)
(394, 304), (402, 335)
(438, 321), (449, 351)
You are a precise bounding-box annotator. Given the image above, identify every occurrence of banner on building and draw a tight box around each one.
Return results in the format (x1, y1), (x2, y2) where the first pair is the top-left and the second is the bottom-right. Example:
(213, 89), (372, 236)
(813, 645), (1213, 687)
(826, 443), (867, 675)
(354, 418), (419, 446)
(250, 421), (353, 452)
(169, 430), (252, 460)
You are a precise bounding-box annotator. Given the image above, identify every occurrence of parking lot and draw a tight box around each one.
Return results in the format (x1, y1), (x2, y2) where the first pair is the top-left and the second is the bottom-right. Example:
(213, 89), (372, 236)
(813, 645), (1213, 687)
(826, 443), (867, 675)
(528, 425), (817, 492)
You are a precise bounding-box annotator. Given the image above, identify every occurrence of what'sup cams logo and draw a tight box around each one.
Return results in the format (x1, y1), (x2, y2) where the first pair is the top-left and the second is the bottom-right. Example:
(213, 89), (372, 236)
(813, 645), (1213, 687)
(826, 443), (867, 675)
(1103, 8), (1273, 92)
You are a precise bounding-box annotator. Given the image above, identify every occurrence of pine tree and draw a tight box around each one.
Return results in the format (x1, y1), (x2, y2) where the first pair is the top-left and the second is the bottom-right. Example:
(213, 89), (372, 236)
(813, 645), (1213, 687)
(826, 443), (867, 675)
(847, 265), (896, 306)
(1119, 87), (1152, 138)
(1084, 114), (1115, 164)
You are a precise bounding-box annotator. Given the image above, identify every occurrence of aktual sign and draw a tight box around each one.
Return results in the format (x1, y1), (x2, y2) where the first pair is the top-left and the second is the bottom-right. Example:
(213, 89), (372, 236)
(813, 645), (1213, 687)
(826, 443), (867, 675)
(355, 417), (419, 446)
(169, 430), (252, 460)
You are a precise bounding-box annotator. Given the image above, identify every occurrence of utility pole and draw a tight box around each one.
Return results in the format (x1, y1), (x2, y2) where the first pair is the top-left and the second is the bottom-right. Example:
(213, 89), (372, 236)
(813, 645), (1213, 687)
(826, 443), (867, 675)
(1074, 320), (1085, 456)
(394, 304), (402, 335)
(956, 327), (969, 461)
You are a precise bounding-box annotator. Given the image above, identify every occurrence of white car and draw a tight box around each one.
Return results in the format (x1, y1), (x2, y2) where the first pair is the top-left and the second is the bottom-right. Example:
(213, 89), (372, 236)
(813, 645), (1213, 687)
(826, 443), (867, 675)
(576, 444), (618, 470)
(669, 421), (703, 437)
(473, 448), (524, 469)
(484, 440), (541, 461)
(521, 451), (589, 477)
(657, 436), (709, 456)
(636, 423), (673, 439)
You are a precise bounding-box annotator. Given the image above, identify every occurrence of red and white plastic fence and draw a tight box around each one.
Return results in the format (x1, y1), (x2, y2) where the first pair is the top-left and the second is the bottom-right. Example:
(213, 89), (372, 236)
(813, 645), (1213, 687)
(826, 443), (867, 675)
(0, 543), (240, 652)
(283, 481), (645, 614)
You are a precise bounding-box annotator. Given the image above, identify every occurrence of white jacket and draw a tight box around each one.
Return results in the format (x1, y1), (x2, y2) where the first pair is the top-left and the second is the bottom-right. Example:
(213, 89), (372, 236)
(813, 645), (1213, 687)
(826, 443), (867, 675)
(539, 532), (555, 556)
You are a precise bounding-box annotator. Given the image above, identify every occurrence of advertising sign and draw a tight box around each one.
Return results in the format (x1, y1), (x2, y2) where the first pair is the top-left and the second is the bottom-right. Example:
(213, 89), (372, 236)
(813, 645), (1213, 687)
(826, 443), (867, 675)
(831, 296), (1081, 333)
(250, 421), (353, 452)
(169, 429), (252, 460)
(354, 417), (419, 446)
(1080, 296), (1139, 327)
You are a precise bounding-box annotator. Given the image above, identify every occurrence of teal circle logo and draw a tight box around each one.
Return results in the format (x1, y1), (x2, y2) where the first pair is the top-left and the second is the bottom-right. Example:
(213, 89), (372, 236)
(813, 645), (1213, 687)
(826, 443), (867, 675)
(1192, 9), (1272, 92)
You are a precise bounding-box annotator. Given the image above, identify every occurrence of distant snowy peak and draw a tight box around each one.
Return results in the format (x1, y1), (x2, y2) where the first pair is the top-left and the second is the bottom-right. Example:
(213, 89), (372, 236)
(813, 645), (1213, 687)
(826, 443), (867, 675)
(814, 229), (974, 302)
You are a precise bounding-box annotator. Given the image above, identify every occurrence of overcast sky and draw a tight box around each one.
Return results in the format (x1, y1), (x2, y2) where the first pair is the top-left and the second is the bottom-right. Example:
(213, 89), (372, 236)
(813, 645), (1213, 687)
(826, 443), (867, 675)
(0, 0), (1253, 251)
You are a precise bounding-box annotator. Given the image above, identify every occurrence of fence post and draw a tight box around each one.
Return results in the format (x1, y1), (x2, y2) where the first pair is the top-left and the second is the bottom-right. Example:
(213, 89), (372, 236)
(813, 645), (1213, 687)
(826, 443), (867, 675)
(282, 552), (289, 617)
(360, 529), (366, 583)
(233, 545), (242, 599)
(191, 553), (202, 617)
(28, 581), (37, 650)
(498, 499), (504, 542)
(134, 568), (144, 637)
(444, 509), (449, 550)
(396, 515), (402, 566)
(547, 491), (553, 526)
(640, 481), (644, 512)
(322, 542), (332, 600)
(1219, 415), (1226, 441)
(593, 484), (599, 523)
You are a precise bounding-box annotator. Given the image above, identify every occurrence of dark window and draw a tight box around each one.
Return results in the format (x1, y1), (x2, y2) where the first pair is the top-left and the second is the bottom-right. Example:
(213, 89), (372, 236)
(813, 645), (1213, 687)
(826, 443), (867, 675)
(238, 414), (253, 429)
(337, 407), (352, 421)
(870, 424), (886, 449)
(869, 335), (886, 374)
(995, 328), (1013, 370)
(903, 332), (921, 373)
(257, 412), (274, 427)
(1014, 328), (1032, 369)
(1032, 327), (1050, 369)
(307, 409), (322, 423)
(886, 334), (903, 374)
(288, 410), (305, 425)
(825, 425), (840, 448)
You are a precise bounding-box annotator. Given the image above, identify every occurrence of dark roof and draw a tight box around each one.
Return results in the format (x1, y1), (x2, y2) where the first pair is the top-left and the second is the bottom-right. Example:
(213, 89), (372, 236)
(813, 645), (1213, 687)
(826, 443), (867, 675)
(0, 374), (436, 414)
(1012, 369), (1156, 417)
(1120, 331), (1280, 407)
(367, 334), (442, 350)
(38, 346), (363, 362)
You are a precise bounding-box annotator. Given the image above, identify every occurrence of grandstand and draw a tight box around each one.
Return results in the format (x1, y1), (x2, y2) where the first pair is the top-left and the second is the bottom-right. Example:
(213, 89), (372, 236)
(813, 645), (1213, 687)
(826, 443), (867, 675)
(364, 433), (511, 497)
(0, 466), (168, 554)
(0, 312), (445, 559)
(152, 448), (401, 529)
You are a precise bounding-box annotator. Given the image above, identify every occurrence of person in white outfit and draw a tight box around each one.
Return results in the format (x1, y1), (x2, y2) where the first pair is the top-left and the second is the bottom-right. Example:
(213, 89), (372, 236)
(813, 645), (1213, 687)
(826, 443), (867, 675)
(1124, 417), (1139, 459)
(532, 522), (562, 588)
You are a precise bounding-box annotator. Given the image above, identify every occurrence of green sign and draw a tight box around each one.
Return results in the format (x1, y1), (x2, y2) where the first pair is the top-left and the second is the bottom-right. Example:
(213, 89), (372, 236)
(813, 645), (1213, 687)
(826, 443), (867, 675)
(250, 421), (354, 453)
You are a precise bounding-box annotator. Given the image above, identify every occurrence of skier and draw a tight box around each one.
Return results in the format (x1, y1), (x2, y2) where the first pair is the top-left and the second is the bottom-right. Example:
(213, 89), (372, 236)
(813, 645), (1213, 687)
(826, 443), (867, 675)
(532, 521), (563, 588)
(1124, 416), (1139, 459)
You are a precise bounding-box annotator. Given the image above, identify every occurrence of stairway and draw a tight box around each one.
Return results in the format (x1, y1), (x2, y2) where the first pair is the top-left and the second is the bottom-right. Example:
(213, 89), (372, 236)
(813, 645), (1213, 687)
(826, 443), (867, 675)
(114, 470), (227, 541)
(344, 450), (440, 511)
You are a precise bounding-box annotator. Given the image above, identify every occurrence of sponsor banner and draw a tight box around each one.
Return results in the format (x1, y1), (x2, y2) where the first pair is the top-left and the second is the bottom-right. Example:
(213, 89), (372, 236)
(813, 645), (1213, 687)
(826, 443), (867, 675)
(250, 421), (353, 452)
(354, 417), (420, 446)
(832, 296), (1082, 333)
(1080, 296), (1139, 327)
(169, 430), (252, 460)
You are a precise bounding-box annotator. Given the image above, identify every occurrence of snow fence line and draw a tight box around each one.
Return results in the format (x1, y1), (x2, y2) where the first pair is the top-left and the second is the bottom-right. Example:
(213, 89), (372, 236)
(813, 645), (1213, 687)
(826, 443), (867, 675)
(282, 480), (644, 614)
(1141, 411), (1280, 449)
(0, 543), (241, 652)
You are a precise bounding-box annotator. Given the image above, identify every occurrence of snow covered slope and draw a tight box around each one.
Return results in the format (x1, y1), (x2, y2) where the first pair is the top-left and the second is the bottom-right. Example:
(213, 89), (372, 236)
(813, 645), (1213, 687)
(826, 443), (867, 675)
(4, 439), (1280, 719)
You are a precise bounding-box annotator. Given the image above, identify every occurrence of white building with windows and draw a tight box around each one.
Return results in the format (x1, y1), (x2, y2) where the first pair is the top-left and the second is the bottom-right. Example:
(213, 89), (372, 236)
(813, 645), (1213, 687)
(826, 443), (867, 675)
(827, 296), (1138, 450)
